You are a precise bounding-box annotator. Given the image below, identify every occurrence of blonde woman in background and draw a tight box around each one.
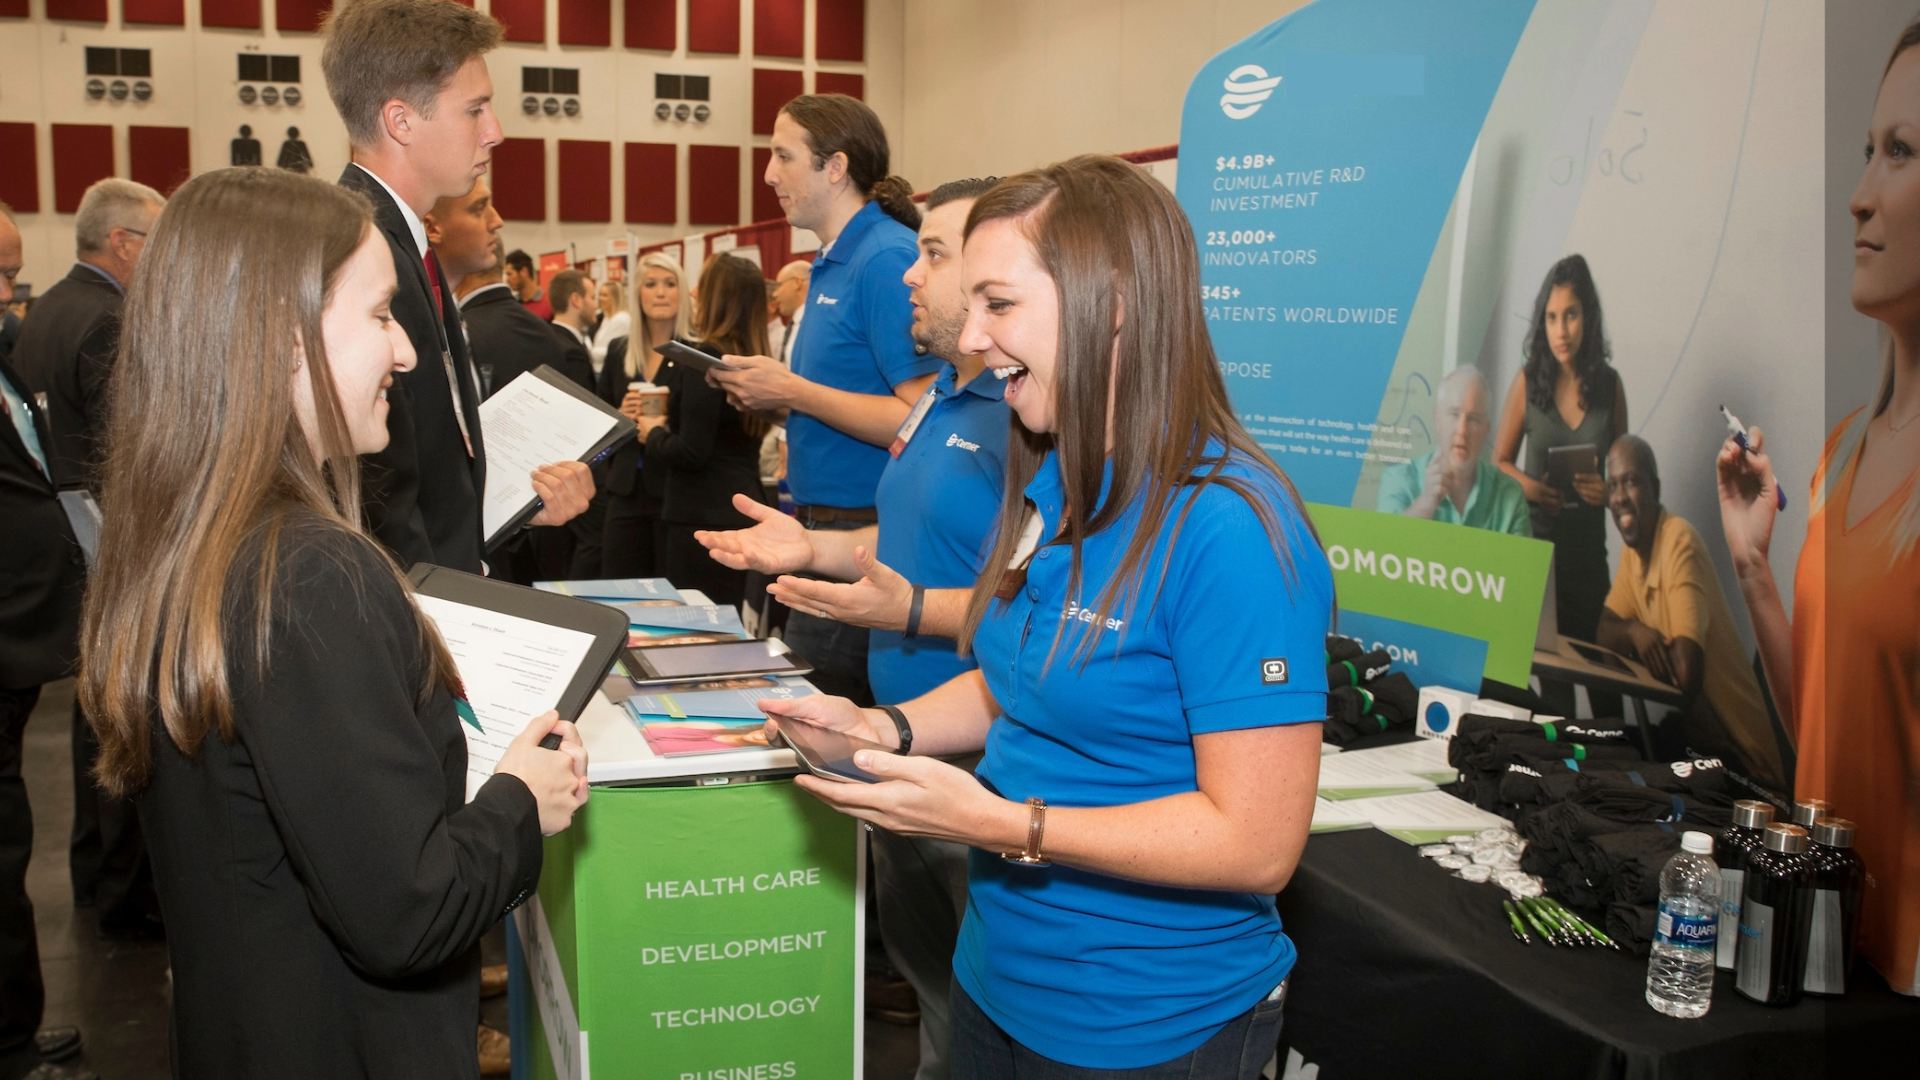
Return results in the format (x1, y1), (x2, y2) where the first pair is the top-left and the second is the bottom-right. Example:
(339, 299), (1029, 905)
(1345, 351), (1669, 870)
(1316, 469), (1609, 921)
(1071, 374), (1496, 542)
(1719, 18), (1920, 996)
(595, 251), (693, 576)
(589, 279), (630, 378)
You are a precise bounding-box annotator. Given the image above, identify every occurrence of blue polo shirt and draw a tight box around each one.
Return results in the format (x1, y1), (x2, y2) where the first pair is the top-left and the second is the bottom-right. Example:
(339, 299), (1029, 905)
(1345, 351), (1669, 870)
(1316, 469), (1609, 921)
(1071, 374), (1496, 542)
(869, 364), (1009, 704)
(787, 201), (941, 509)
(955, 446), (1333, 1069)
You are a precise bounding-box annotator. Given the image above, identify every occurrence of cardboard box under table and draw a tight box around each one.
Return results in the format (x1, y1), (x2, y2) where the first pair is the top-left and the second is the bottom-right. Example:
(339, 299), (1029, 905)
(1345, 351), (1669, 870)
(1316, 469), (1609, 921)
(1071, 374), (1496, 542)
(509, 683), (865, 1080)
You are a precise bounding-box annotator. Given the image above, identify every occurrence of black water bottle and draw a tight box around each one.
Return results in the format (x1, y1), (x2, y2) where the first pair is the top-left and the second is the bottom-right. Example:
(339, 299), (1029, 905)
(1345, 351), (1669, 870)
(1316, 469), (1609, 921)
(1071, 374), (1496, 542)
(1716, 800), (1773, 970)
(1803, 818), (1865, 996)
(1736, 823), (1815, 1005)
(1789, 798), (1829, 829)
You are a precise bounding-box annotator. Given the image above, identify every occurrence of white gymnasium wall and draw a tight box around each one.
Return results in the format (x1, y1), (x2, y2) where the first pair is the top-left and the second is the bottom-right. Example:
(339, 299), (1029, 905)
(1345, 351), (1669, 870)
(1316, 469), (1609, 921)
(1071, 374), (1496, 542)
(0, 0), (898, 293)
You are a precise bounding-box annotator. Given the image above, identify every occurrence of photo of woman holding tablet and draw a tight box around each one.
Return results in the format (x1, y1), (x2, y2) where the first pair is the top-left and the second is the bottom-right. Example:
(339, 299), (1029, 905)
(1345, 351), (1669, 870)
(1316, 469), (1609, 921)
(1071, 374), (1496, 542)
(76, 168), (589, 1078)
(759, 156), (1333, 1080)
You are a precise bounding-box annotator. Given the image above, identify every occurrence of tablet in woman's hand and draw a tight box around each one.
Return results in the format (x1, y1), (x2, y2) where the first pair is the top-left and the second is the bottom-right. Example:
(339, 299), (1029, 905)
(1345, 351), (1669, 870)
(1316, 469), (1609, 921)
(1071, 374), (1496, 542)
(769, 717), (896, 784)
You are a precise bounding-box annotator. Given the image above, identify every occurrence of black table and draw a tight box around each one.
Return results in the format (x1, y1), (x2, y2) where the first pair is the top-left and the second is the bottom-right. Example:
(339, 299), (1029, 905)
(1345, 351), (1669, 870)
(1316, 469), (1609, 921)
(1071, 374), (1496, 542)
(1275, 828), (1909, 1079)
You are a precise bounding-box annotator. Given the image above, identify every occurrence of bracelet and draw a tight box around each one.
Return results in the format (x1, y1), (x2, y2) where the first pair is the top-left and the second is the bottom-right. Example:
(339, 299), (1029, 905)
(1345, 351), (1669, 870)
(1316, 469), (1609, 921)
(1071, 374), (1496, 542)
(1002, 797), (1050, 867)
(876, 704), (913, 755)
(903, 584), (926, 639)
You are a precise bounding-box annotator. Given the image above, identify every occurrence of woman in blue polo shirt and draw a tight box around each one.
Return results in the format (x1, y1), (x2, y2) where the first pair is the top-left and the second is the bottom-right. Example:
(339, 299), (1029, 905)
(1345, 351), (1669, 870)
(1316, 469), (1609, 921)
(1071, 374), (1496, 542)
(761, 156), (1332, 1079)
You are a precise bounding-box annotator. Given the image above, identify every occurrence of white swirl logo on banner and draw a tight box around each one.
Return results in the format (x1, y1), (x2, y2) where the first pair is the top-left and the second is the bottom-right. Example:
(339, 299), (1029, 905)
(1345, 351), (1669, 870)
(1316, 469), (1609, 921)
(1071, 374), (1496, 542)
(1219, 64), (1282, 119)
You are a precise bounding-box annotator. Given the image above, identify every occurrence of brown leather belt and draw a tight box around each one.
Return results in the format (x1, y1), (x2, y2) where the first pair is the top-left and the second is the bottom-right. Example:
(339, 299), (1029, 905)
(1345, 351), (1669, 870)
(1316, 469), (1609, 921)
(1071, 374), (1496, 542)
(793, 504), (878, 527)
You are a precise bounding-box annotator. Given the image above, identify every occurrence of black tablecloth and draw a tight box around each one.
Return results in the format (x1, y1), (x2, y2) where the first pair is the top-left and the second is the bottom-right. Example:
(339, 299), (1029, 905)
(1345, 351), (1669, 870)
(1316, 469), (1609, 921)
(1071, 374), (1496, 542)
(1275, 828), (1908, 1079)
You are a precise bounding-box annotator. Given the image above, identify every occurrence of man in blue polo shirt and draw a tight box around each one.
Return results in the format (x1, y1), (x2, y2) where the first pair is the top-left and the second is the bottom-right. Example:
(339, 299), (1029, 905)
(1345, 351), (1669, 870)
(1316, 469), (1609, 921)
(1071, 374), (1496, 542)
(700, 178), (1005, 1080)
(712, 95), (941, 707)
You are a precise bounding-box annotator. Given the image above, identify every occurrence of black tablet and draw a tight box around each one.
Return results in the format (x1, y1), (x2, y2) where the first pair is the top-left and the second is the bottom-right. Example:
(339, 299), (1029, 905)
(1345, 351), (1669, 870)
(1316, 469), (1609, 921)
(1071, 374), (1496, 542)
(658, 339), (739, 375)
(769, 717), (895, 784)
(1546, 443), (1599, 496)
(623, 639), (812, 684)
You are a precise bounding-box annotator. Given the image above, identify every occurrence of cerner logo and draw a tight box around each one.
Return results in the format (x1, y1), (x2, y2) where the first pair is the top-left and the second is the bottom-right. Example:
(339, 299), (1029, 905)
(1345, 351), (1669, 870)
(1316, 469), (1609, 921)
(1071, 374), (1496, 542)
(1220, 64), (1281, 120)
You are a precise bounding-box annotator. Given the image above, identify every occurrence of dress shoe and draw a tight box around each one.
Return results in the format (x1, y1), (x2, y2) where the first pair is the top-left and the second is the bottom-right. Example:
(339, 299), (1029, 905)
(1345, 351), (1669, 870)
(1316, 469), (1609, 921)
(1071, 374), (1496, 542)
(22, 1063), (97, 1080)
(865, 973), (919, 1025)
(478, 1024), (511, 1076)
(480, 963), (508, 999)
(34, 1027), (81, 1063)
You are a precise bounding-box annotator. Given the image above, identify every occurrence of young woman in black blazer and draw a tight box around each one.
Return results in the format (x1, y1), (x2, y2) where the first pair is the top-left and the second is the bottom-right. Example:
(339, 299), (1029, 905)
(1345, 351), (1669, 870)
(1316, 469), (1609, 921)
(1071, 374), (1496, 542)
(635, 254), (775, 608)
(595, 251), (693, 577)
(76, 169), (589, 1080)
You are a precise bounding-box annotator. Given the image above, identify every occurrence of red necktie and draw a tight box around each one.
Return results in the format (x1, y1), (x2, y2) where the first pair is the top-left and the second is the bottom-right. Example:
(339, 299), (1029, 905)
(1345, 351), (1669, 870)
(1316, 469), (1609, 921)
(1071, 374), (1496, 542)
(423, 250), (448, 321)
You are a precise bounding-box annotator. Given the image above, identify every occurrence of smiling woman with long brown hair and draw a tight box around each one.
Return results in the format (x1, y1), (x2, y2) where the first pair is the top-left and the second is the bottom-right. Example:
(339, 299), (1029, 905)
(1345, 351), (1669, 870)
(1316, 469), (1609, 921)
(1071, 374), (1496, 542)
(754, 157), (1333, 1079)
(75, 167), (589, 1078)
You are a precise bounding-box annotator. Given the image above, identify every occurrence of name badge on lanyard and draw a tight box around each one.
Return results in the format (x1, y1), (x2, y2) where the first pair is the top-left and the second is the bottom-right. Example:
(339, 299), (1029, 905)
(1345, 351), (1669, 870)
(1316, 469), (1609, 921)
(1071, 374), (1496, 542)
(890, 385), (937, 458)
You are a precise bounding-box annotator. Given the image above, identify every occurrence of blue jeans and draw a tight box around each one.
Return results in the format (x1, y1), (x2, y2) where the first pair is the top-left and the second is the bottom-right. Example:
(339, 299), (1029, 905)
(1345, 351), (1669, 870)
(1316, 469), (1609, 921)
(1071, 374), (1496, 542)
(951, 979), (1286, 1080)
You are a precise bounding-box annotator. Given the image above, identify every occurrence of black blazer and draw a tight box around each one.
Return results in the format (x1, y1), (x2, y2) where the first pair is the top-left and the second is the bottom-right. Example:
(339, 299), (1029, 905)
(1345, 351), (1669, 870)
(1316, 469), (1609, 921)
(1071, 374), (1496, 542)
(6, 263), (122, 491)
(139, 514), (541, 1079)
(0, 357), (85, 690)
(646, 342), (765, 527)
(544, 321), (597, 393)
(458, 284), (578, 399)
(339, 166), (488, 574)
(596, 336), (665, 507)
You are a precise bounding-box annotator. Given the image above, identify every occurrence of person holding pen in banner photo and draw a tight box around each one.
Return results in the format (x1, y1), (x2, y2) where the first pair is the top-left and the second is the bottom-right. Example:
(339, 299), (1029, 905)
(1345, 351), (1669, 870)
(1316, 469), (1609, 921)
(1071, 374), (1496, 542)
(758, 157), (1332, 1080)
(75, 169), (589, 1079)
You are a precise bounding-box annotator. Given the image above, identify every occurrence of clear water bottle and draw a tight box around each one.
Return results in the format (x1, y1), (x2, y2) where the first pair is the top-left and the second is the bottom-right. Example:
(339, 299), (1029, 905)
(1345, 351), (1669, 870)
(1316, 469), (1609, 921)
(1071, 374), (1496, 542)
(1646, 830), (1720, 1018)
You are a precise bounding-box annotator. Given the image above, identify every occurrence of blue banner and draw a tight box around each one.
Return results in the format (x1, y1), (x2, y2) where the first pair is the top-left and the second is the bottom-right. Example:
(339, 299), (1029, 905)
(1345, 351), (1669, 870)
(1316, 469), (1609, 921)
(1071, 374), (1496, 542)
(1333, 609), (1489, 694)
(1176, 0), (1537, 505)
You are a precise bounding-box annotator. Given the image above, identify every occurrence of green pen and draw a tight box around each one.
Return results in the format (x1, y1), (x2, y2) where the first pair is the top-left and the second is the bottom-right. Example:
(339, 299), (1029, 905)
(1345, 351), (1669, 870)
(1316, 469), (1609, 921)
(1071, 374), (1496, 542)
(1528, 898), (1591, 946)
(454, 697), (483, 733)
(1517, 900), (1559, 945)
(1551, 901), (1622, 952)
(1502, 901), (1531, 945)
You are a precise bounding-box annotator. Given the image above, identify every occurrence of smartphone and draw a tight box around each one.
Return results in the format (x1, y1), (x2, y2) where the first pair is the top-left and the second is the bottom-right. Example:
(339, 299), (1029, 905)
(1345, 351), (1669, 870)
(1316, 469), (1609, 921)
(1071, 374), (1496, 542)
(769, 717), (895, 784)
(657, 339), (738, 375)
(623, 639), (812, 684)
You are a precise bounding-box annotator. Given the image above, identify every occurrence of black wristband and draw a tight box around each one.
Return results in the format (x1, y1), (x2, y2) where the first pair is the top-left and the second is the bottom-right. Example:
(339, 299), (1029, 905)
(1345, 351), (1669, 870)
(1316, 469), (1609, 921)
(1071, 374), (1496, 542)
(903, 584), (926, 639)
(877, 704), (913, 755)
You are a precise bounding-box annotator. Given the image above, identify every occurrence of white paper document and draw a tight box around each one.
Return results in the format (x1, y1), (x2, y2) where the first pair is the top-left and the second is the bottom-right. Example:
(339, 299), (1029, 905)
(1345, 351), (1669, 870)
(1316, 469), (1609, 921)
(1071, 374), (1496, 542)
(1315, 752), (1437, 801)
(1309, 797), (1372, 834)
(479, 371), (627, 543)
(1338, 790), (1512, 845)
(1335, 739), (1460, 785)
(413, 593), (597, 801)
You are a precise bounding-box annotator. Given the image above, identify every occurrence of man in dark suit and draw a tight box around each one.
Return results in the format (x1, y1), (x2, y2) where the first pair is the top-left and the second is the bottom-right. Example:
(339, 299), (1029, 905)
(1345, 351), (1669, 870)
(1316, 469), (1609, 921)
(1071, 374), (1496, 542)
(8, 178), (166, 947)
(322, 0), (590, 578)
(542, 270), (608, 575)
(0, 204), (94, 1080)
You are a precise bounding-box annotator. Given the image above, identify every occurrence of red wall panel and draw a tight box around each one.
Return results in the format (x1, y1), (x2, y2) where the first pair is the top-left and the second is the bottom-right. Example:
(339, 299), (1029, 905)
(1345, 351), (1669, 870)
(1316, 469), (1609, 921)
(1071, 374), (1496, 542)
(687, 0), (738, 54)
(687, 145), (738, 225)
(123, 0), (186, 25)
(751, 147), (780, 224)
(754, 0), (802, 58)
(0, 124), (37, 213)
(624, 0), (673, 50)
(51, 124), (114, 215)
(814, 71), (863, 99)
(557, 140), (610, 222)
(491, 0), (543, 43)
(276, 0), (328, 33)
(200, 0), (261, 29)
(557, 0), (609, 46)
(752, 67), (804, 136)
(129, 126), (191, 195)
(44, 0), (107, 19)
(814, 0), (863, 62)
(491, 138), (547, 222)
(0, 0), (28, 17)
(624, 142), (675, 225)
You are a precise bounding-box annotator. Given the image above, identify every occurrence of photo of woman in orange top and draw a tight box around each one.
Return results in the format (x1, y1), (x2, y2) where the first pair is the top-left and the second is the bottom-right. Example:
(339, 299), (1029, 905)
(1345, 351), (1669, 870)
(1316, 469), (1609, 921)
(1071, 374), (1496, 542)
(1718, 17), (1920, 996)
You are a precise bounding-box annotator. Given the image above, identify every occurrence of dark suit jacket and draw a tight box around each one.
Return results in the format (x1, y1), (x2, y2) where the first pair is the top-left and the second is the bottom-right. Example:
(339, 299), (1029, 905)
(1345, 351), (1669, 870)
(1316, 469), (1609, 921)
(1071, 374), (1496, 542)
(459, 284), (576, 399)
(596, 336), (664, 507)
(0, 357), (85, 690)
(646, 342), (764, 527)
(7, 263), (122, 491)
(140, 514), (541, 1079)
(339, 166), (487, 574)
(543, 321), (597, 393)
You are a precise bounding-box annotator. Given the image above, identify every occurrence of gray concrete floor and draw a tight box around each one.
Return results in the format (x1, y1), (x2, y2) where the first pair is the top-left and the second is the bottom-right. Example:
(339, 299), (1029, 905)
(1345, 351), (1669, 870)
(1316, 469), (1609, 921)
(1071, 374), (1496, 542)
(21, 678), (918, 1080)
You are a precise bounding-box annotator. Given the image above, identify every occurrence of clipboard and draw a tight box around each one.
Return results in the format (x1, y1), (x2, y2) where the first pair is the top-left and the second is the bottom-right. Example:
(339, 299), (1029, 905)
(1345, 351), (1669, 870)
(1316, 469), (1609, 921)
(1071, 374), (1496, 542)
(480, 365), (637, 550)
(408, 563), (630, 724)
